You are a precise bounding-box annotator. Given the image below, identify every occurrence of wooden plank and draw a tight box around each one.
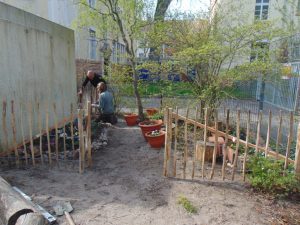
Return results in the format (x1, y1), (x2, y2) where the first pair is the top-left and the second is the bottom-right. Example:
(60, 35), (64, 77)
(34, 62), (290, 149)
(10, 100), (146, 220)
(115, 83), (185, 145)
(192, 107), (199, 179)
(201, 108), (208, 178)
(172, 107), (179, 177)
(231, 110), (240, 181)
(284, 112), (294, 169)
(27, 102), (35, 166)
(10, 100), (19, 167)
(167, 107), (173, 176)
(37, 103), (43, 165)
(78, 109), (84, 174)
(295, 122), (300, 178)
(70, 103), (75, 155)
(210, 109), (218, 179)
(53, 103), (59, 162)
(265, 110), (272, 157)
(20, 103), (29, 165)
(87, 101), (92, 167)
(243, 110), (251, 181)
(45, 103), (52, 166)
(222, 109), (229, 180)
(163, 108), (170, 177)
(172, 113), (295, 164)
(275, 110), (283, 159)
(183, 108), (189, 179)
(255, 111), (262, 155)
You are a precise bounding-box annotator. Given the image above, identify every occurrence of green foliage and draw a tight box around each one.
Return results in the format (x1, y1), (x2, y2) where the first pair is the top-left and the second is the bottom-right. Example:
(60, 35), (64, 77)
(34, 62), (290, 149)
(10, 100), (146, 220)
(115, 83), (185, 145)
(149, 112), (164, 120)
(177, 196), (197, 214)
(247, 155), (300, 196)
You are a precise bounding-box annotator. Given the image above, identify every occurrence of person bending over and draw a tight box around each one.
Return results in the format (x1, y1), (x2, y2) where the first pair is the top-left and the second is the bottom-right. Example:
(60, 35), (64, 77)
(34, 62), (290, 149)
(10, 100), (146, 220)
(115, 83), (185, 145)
(78, 70), (106, 96)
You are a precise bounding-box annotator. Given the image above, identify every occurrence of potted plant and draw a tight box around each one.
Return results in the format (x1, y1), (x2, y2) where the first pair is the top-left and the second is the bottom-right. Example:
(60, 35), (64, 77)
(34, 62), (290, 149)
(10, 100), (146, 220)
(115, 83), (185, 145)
(145, 130), (165, 149)
(138, 119), (163, 140)
(145, 108), (159, 116)
(124, 113), (138, 126)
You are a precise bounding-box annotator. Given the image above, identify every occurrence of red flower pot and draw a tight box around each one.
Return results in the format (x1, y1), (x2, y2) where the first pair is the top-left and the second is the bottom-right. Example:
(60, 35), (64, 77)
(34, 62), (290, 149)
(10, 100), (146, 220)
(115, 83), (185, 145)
(145, 108), (158, 116)
(145, 130), (165, 149)
(138, 120), (163, 141)
(124, 113), (138, 126)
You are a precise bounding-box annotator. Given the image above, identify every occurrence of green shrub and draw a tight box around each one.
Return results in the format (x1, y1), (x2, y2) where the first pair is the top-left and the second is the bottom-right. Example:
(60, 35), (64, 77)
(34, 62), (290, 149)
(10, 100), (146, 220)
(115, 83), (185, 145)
(247, 155), (300, 196)
(177, 195), (197, 214)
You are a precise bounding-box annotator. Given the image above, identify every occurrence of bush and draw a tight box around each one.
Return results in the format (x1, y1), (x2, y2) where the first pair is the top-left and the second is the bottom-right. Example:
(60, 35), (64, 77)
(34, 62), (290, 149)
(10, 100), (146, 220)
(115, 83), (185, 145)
(177, 195), (197, 214)
(247, 155), (300, 197)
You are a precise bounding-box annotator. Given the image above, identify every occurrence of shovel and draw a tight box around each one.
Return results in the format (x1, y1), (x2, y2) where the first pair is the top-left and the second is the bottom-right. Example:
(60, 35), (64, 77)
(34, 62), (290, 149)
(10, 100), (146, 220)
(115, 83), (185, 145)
(53, 201), (76, 225)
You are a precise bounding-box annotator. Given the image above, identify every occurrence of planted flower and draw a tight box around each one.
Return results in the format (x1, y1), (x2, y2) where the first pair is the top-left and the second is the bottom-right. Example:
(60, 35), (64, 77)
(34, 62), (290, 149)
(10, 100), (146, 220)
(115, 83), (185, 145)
(150, 130), (161, 136)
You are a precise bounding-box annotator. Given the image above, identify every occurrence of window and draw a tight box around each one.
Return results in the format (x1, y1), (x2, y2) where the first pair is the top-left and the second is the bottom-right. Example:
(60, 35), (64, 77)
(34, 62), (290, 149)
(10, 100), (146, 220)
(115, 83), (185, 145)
(89, 29), (97, 60)
(88, 0), (95, 8)
(254, 0), (269, 20)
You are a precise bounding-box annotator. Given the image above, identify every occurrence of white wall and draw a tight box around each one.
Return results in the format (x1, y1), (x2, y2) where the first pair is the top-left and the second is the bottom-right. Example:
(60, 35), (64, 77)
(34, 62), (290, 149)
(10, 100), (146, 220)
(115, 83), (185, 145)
(0, 2), (76, 153)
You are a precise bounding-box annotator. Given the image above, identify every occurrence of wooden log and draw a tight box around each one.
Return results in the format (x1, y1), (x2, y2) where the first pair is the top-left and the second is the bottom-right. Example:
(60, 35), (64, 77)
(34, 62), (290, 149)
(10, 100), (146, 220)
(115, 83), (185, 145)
(255, 111), (262, 155)
(37, 103), (43, 165)
(78, 109), (84, 174)
(171, 112), (295, 164)
(192, 107), (199, 179)
(243, 110), (251, 181)
(64, 211), (75, 225)
(265, 110), (272, 157)
(87, 101), (92, 167)
(210, 110), (218, 179)
(231, 110), (240, 181)
(183, 108), (189, 179)
(0, 176), (47, 225)
(20, 103), (29, 165)
(27, 102), (35, 166)
(53, 103), (59, 162)
(201, 108), (208, 178)
(10, 101), (19, 167)
(172, 107), (179, 177)
(284, 112), (294, 169)
(275, 110), (283, 159)
(222, 109), (229, 180)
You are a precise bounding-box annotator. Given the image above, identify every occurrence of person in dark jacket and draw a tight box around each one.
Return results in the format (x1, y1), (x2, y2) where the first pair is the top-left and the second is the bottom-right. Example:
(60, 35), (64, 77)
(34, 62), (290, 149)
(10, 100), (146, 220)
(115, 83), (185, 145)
(78, 70), (106, 96)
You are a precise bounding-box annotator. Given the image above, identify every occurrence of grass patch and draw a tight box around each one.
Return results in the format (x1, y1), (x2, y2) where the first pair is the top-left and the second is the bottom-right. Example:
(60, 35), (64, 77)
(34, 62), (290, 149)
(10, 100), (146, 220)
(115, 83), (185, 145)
(177, 195), (197, 214)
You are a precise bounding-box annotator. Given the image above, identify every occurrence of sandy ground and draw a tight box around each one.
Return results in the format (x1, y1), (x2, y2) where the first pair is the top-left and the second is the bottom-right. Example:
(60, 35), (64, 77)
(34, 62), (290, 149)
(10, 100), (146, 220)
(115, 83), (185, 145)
(1, 119), (299, 225)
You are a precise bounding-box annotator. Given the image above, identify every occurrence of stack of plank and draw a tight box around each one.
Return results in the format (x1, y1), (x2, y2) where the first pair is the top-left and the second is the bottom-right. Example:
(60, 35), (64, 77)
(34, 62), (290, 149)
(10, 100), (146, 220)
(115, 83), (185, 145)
(0, 176), (48, 225)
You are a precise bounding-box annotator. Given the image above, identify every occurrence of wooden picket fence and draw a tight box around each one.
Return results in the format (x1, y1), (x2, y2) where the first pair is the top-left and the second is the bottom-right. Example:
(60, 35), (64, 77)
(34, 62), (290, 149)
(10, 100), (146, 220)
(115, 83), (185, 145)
(0, 100), (92, 174)
(163, 107), (300, 180)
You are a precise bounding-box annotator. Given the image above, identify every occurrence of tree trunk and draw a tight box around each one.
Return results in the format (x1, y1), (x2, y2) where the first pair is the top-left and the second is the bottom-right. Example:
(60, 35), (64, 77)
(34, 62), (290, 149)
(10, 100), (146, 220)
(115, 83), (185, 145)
(0, 177), (47, 225)
(131, 61), (144, 121)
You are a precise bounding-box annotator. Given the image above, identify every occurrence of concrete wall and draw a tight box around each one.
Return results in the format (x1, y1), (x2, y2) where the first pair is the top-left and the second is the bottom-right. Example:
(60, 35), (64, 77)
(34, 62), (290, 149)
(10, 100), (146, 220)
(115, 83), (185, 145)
(0, 2), (76, 153)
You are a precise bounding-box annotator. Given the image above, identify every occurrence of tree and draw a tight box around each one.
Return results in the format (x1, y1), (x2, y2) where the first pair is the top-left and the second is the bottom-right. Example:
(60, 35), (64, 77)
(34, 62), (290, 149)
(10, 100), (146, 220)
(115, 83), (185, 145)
(77, 0), (150, 120)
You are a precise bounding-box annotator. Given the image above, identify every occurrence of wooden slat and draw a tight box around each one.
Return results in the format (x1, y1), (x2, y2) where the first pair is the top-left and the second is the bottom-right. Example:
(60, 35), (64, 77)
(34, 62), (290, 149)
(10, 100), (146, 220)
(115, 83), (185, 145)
(10, 100), (19, 167)
(78, 109), (84, 174)
(210, 109), (218, 179)
(265, 110), (272, 157)
(172, 107), (179, 177)
(222, 109), (229, 180)
(37, 102), (43, 165)
(45, 103), (52, 165)
(243, 110), (251, 181)
(87, 101), (92, 167)
(295, 122), (300, 178)
(231, 110), (240, 181)
(27, 102), (35, 166)
(201, 108), (208, 178)
(167, 107), (173, 176)
(275, 110), (283, 159)
(183, 108), (189, 179)
(255, 111), (262, 155)
(53, 103), (59, 162)
(192, 107), (199, 179)
(2, 101), (9, 158)
(20, 103), (29, 165)
(70, 103), (75, 155)
(284, 112), (294, 169)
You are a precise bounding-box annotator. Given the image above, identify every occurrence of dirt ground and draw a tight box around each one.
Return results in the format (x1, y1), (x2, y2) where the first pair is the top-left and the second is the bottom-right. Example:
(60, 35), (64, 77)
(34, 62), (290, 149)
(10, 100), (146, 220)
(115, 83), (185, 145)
(1, 119), (299, 225)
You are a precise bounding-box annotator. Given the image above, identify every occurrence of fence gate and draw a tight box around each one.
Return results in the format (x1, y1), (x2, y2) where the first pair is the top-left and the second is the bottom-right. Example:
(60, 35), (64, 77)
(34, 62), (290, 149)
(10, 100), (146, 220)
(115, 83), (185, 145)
(163, 107), (300, 181)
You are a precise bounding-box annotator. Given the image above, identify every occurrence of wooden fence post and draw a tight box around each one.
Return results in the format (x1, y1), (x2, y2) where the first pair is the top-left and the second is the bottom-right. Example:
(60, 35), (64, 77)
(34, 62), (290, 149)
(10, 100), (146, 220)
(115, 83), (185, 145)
(10, 100), (19, 167)
(173, 107), (179, 177)
(183, 108), (189, 179)
(87, 101), (92, 167)
(163, 108), (169, 177)
(78, 109), (84, 174)
(294, 122), (300, 178)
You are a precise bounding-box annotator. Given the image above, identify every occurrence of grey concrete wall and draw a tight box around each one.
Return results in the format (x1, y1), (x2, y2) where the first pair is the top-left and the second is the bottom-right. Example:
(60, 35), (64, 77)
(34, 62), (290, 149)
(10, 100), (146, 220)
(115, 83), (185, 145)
(0, 2), (76, 153)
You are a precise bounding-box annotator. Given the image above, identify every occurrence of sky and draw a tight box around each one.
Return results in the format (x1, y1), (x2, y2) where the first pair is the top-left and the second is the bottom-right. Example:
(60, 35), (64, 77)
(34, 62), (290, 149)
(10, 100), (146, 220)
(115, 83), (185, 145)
(168, 0), (211, 13)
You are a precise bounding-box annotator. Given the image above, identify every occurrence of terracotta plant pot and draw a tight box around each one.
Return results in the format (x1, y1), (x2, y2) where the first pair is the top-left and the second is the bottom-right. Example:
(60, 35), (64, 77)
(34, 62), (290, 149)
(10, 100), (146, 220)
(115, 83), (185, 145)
(124, 113), (138, 126)
(138, 119), (163, 141)
(145, 108), (158, 116)
(145, 130), (165, 149)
